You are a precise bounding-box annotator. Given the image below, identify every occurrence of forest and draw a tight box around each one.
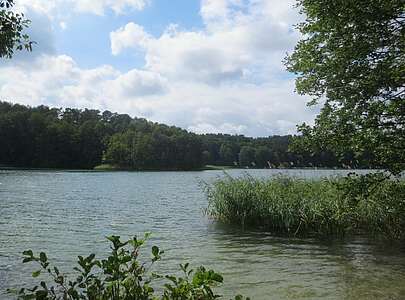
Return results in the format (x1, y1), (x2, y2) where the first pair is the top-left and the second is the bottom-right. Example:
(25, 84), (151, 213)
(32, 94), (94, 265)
(0, 101), (373, 170)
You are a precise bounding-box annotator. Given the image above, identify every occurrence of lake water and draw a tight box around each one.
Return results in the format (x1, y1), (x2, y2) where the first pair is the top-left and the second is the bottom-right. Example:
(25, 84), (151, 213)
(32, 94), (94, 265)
(1, 169), (405, 299)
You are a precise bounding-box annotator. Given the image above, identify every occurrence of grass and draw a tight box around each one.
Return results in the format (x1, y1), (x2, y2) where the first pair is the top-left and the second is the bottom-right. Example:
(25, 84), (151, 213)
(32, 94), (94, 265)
(93, 164), (126, 171)
(203, 165), (237, 170)
(205, 173), (405, 239)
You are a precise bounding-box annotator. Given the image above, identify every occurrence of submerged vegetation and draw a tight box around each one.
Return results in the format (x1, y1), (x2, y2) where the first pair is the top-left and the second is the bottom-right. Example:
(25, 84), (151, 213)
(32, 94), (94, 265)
(206, 173), (405, 239)
(9, 234), (249, 300)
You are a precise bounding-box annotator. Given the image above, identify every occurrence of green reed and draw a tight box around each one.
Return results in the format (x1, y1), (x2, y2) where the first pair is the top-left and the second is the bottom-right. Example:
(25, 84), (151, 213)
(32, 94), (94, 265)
(205, 173), (405, 239)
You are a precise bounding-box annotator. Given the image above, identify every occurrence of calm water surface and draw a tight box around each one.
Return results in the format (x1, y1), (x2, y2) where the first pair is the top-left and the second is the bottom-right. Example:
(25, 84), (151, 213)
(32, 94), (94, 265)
(1, 169), (405, 299)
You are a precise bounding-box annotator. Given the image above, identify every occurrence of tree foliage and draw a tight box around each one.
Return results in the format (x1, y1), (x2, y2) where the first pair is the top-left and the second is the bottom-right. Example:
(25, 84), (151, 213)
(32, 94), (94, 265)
(238, 146), (256, 167)
(0, 102), (204, 170)
(0, 0), (34, 58)
(9, 234), (249, 299)
(200, 133), (359, 169)
(0, 101), (373, 170)
(105, 128), (203, 170)
(286, 0), (405, 174)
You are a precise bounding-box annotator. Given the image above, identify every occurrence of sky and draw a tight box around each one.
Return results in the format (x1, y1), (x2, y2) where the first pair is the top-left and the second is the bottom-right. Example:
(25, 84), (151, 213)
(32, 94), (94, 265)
(0, 0), (320, 137)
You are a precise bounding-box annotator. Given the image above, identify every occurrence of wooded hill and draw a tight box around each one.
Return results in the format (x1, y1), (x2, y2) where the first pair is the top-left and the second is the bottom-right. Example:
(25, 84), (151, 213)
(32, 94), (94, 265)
(0, 101), (372, 170)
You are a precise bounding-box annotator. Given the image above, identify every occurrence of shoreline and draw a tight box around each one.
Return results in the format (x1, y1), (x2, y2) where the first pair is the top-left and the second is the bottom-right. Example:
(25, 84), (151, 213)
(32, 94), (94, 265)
(0, 165), (380, 172)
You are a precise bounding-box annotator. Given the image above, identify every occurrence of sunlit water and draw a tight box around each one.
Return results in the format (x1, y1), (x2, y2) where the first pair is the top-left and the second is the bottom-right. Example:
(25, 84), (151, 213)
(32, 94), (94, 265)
(1, 169), (404, 299)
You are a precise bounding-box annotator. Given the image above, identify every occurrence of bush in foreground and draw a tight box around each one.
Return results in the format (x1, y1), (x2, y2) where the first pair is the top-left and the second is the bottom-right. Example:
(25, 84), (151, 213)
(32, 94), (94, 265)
(205, 173), (405, 239)
(8, 234), (249, 300)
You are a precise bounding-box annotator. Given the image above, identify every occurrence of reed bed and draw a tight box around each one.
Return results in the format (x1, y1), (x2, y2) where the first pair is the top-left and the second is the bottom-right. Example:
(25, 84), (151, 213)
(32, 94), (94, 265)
(205, 173), (405, 239)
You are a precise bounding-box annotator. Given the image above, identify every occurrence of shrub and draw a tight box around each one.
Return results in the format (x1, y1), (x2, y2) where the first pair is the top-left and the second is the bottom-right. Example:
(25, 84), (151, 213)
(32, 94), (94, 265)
(8, 234), (249, 300)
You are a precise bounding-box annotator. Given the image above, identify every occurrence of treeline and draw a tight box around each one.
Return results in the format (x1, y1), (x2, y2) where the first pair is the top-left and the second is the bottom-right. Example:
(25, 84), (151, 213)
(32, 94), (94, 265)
(201, 134), (340, 168)
(0, 102), (202, 170)
(0, 102), (370, 170)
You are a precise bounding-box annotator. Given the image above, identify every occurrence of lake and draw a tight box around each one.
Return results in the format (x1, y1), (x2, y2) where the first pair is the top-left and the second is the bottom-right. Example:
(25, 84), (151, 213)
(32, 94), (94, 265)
(1, 169), (405, 299)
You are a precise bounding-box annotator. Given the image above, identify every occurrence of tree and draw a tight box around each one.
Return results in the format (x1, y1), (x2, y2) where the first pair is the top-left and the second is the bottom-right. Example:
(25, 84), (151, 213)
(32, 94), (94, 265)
(255, 146), (271, 168)
(219, 143), (235, 165)
(78, 120), (105, 168)
(286, 0), (404, 174)
(0, 101), (375, 170)
(238, 146), (256, 167)
(0, 0), (34, 58)
(202, 150), (212, 165)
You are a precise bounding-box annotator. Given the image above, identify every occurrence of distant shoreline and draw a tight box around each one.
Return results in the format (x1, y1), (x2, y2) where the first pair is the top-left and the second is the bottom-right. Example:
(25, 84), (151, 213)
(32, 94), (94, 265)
(0, 165), (379, 172)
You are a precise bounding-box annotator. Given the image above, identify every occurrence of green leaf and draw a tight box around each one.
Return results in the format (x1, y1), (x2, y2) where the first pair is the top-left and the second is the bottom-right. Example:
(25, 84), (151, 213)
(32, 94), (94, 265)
(23, 250), (33, 257)
(32, 270), (41, 278)
(39, 252), (47, 263)
(211, 272), (223, 283)
(152, 246), (159, 257)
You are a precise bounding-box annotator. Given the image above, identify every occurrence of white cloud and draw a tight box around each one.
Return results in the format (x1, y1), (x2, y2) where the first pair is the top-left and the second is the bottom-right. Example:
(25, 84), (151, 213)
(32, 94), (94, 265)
(0, 54), (317, 136)
(60, 21), (67, 30)
(159, 80), (317, 136)
(255, 0), (302, 26)
(0, 55), (166, 109)
(74, 0), (149, 15)
(0, 0), (316, 137)
(110, 23), (151, 55)
(15, 0), (149, 17)
(108, 69), (168, 98)
(110, 0), (301, 85)
(14, 0), (60, 16)
(200, 0), (229, 24)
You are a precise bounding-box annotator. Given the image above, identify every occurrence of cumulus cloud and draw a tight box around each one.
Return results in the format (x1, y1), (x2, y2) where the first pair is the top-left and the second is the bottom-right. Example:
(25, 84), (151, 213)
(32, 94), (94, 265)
(74, 0), (149, 15)
(15, 0), (149, 17)
(0, 0), (316, 136)
(0, 55), (167, 109)
(200, 0), (229, 24)
(108, 69), (168, 98)
(109, 0), (301, 84)
(110, 23), (151, 55)
(6, 0), (150, 61)
(161, 80), (317, 136)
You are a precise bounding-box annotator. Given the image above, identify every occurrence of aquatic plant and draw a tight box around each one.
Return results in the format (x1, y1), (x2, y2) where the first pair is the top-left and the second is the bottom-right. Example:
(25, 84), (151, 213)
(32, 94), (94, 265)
(8, 234), (249, 300)
(205, 173), (405, 239)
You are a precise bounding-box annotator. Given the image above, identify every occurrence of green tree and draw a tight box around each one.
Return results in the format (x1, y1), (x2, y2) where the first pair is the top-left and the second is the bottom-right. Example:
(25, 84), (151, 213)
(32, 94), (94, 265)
(105, 130), (137, 168)
(255, 146), (271, 168)
(105, 134), (131, 167)
(202, 150), (212, 165)
(77, 120), (105, 168)
(219, 143), (235, 165)
(286, 0), (404, 174)
(238, 146), (256, 167)
(104, 128), (203, 170)
(0, 101), (374, 170)
(0, 0), (34, 58)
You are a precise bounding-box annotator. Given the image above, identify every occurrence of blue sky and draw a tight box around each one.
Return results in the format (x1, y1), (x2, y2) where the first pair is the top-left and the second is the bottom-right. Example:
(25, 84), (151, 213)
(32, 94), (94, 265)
(54, 0), (204, 71)
(0, 0), (318, 137)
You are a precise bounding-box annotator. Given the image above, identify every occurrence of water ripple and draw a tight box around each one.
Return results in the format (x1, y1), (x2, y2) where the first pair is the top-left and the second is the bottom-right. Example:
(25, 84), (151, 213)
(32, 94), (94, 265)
(1, 169), (405, 299)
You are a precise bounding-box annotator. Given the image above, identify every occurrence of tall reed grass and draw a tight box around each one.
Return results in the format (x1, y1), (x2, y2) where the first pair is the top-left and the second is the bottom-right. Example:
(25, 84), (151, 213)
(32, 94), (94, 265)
(205, 173), (405, 239)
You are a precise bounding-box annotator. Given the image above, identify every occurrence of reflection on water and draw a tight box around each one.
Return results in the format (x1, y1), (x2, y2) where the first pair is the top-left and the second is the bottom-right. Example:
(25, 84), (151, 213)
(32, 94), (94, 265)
(206, 225), (405, 299)
(0, 169), (404, 299)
